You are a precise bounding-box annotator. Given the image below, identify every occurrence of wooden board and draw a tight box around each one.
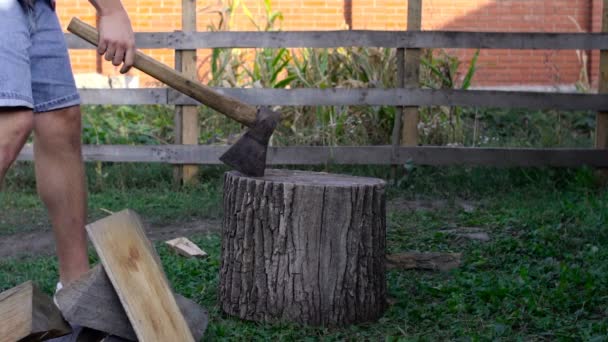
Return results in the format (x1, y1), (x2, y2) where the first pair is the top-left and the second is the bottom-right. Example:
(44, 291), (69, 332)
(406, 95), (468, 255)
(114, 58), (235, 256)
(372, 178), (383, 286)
(55, 264), (208, 341)
(76, 88), (608, 110)
(0, 281), (71, 341)
(65, 31), (608, 50)
(86, 210), (194, 342)
(17, 145), (608, 168)
(165, 237), (208, 259)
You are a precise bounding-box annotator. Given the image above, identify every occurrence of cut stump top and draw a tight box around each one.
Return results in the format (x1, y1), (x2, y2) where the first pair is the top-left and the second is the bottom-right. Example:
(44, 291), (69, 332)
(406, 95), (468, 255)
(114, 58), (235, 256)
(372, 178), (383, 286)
(229, 169), (386, 187)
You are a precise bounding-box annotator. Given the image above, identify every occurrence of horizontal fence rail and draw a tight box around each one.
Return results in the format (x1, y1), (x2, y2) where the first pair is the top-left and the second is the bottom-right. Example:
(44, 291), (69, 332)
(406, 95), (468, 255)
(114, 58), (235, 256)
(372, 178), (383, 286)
(17, 145), (608, 168)
(65, 31), (608, 50)
(79, 88), (608, 111)
(60, 26), (608, 170)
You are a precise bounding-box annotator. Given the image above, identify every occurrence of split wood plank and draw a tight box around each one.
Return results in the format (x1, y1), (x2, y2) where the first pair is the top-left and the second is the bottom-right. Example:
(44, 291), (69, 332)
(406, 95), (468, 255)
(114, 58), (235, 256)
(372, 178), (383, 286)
(165, 237), (208, 259)
(65, 31), (608, 50)
(0, 281), (71, 342)
(86, 210), (194, 342)
(386, 252), (462, 271)
(55, 264), (208, 341)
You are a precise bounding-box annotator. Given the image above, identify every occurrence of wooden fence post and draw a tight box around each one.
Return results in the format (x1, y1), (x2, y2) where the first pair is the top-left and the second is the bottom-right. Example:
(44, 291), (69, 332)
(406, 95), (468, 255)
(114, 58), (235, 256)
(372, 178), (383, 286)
(402, 0), (422, 146)
(391, 0), (422, 179)
(174, 0), (199, 185)
(596, 1), (608, 151)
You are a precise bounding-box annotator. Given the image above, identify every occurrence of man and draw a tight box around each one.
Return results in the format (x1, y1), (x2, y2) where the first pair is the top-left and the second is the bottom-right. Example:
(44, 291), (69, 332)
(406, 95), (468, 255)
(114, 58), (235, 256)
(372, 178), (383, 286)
(0, 0), (135, 288)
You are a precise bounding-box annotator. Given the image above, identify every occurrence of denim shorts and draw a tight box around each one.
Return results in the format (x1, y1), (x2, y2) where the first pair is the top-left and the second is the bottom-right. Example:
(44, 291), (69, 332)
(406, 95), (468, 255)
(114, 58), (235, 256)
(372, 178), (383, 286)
(0, 0), (80, 113)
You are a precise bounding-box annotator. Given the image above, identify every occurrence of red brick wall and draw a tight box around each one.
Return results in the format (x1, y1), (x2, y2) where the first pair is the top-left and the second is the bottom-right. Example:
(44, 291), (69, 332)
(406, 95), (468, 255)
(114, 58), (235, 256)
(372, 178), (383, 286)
(55, 0), (604, 89)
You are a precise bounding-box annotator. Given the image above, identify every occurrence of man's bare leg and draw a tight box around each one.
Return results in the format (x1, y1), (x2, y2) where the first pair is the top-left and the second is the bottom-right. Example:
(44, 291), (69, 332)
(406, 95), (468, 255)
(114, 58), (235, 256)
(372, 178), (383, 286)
(33, 105), (89, 285)
(0, 108), (34, 184)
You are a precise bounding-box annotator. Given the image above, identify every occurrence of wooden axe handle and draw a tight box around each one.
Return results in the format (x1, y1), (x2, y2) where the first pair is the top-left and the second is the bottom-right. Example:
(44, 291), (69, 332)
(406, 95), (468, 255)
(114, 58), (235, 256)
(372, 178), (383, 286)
(68, 18), (257, 128)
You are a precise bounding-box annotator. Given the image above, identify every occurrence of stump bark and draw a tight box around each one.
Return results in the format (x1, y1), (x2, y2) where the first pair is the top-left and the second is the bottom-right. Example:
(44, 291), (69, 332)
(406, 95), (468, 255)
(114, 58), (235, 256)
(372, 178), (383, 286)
(220, 169), (387, 326)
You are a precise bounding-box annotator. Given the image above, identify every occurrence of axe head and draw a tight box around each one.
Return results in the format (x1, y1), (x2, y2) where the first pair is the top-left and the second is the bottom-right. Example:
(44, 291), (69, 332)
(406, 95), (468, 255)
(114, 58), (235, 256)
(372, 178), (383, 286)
(220, 107), (280, 177)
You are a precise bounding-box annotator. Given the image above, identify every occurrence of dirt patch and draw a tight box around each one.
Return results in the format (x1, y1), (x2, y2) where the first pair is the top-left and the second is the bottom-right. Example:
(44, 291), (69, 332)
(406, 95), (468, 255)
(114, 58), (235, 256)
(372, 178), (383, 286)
(387, 199), (477, 213)
(0, 198), (476, 259)
(0, 219), (221, 259)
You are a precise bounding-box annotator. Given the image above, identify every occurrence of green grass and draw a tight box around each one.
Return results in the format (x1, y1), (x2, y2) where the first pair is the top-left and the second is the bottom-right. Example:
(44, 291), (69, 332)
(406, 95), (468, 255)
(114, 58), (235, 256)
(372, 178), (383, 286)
(1, 165), (607, 340)
(0, 188), (222, 235)
(0, 163), (224, 234)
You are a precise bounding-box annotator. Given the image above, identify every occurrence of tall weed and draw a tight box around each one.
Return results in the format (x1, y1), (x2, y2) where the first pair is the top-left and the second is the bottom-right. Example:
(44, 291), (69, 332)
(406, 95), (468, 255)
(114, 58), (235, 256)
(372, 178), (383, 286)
(81, 0), (593, 153)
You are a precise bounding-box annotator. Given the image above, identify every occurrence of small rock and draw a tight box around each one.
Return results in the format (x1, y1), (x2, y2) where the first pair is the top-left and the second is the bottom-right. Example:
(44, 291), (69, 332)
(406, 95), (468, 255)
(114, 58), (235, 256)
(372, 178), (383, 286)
(440, 228), (490, 242)
(459, 202), (476, 213)
(460, 232), (490, 242)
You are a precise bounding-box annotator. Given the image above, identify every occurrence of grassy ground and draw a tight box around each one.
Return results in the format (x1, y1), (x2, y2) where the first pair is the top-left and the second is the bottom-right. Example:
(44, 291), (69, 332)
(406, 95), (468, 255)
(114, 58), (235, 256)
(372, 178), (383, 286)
(1, 164), (607, 340)
(0, 163), (224, 235)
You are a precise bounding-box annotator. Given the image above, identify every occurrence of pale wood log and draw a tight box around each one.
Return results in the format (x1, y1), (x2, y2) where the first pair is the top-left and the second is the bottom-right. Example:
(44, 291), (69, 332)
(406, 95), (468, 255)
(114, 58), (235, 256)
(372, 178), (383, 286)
(220, 169), (387, 326)
(86, 210), (194, 342)
(55, 264), (208, 341)
(0, 281), (71, 342)
(165, 237), (208, 258)
(386, 252), (462, 271)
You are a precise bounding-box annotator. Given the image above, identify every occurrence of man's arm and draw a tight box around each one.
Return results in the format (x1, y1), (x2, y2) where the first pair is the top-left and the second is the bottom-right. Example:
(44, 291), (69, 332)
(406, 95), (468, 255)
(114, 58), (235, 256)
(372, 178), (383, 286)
(89, 0), (135, 74)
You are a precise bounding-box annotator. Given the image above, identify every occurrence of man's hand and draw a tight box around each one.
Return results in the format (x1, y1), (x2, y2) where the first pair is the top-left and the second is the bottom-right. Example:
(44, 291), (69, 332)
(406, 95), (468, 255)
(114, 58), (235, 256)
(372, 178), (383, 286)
(90, 0), (135, 74)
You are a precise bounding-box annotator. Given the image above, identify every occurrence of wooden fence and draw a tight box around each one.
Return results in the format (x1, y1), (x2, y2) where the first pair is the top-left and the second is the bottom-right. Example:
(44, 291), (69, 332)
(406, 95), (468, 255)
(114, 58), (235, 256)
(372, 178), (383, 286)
(18, 0), (608, 179)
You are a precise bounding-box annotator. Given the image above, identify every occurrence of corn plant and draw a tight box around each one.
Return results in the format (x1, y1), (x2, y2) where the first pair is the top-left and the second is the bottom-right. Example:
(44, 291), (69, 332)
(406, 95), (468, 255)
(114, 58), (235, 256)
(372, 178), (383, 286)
(195, 0), (483, 148)
(239, 0), (295, 89)
(419, 49), (480, 145)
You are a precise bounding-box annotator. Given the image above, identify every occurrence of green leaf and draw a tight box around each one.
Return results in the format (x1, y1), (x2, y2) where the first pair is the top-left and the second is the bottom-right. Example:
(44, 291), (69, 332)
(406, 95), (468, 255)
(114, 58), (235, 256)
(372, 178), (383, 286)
(421, 57), (453, 89)
(271, 48), (288, 67)
(273, 75), (297, 89)
(270, 57), (291, 84)
(240, 2), (259, 30)
(461, 49), (479, 90)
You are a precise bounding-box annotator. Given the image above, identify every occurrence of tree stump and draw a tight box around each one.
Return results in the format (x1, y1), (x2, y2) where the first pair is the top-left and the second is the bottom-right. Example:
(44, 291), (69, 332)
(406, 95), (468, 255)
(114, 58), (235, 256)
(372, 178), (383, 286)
(220, 169), (387, 326)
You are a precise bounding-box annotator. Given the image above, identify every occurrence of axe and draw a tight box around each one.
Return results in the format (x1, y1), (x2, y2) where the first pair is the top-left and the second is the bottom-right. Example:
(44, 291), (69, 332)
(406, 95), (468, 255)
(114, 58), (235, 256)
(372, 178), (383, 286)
(68, 18), (279, 177)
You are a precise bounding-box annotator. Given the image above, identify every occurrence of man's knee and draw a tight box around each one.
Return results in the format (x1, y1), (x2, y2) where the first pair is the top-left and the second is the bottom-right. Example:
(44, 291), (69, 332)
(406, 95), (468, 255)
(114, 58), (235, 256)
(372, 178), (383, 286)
(0, 106), (35, 130)
(0, 146), (11, 174)
(34, 105), (82, 152)
(0, 108), (34, 170)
